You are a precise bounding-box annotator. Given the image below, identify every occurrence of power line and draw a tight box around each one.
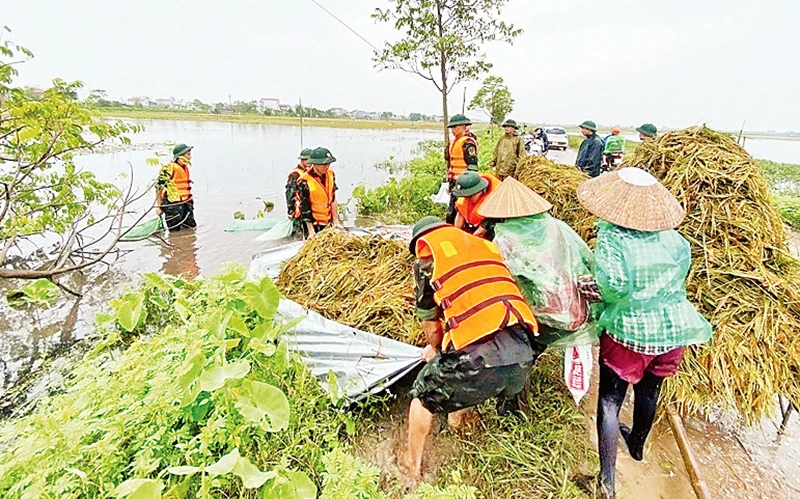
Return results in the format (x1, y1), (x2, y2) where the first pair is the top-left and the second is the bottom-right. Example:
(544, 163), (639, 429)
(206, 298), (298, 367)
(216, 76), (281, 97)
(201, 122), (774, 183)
(307, 0), (462, 114)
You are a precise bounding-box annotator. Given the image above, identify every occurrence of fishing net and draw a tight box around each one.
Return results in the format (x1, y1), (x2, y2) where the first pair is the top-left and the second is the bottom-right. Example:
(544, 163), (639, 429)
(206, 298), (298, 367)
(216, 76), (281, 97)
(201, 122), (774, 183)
(276, 230), (423, 345)
(627, 126), (800, 422)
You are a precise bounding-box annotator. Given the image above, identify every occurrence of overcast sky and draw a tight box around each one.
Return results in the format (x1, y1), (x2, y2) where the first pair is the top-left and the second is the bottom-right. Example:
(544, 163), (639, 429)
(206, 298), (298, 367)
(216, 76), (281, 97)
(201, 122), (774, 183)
(4, 0), (798, 132)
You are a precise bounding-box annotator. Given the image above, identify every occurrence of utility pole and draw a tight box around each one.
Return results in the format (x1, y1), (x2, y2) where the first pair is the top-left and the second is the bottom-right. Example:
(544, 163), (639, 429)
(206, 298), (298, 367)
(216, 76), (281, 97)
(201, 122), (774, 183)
(461, 87), (467, 115)
(299, 98), (304, 148)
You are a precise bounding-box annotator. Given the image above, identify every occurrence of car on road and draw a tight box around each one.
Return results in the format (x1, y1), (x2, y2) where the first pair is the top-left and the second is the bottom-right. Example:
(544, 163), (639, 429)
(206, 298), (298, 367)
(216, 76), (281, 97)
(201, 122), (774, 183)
(545, 126), (569, 150)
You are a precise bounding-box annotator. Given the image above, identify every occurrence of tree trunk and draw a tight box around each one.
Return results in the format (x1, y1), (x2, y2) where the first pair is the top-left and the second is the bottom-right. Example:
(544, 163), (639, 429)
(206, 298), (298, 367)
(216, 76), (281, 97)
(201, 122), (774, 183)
(436, 0), (449, 148)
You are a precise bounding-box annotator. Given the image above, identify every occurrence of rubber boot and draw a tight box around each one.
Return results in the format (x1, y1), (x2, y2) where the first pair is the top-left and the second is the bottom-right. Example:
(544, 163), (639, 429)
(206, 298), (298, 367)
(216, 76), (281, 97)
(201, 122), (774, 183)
(597, 363), (629, 499)
(620, 372), (664, 461)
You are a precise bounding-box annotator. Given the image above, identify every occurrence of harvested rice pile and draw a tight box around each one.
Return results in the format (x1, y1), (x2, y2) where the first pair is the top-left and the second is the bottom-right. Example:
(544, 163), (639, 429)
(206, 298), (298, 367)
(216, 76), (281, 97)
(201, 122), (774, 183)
(276, 230), (423, 345)
(628, 126), (800, 422)
(515, 156), (597, 241)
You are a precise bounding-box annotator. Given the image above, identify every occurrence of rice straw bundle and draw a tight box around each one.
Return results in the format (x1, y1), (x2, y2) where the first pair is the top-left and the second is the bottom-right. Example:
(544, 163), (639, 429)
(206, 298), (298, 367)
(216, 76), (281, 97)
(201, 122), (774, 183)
(628, 126), (800, 422)
(276, 230), (423, 345)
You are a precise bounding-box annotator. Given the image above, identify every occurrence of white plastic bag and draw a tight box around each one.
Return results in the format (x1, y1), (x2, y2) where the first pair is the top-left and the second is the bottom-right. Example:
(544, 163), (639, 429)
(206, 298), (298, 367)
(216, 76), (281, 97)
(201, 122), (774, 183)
(431, 182), (450, 204)
(564, 345), (592, 405)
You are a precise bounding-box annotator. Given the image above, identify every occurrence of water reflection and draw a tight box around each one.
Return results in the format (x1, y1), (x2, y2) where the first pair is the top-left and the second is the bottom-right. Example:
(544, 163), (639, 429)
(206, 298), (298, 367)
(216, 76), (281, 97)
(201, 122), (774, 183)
(160, 229), (200, 280)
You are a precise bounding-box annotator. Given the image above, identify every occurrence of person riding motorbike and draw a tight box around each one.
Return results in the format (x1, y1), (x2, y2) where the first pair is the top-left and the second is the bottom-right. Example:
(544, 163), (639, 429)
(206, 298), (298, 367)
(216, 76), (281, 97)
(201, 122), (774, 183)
(533, 127), (550, 154)
(602, 127), (625, 171)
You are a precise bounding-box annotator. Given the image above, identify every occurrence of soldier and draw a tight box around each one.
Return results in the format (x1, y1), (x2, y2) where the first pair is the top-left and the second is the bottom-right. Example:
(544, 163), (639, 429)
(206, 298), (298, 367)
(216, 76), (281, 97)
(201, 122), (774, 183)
(444, 114), (479, 224)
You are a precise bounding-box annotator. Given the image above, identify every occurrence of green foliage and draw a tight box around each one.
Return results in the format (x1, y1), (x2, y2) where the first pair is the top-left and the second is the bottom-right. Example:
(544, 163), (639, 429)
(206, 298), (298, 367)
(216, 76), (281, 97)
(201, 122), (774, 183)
(469, 75), (514, 125)
(319, 449), (383, 499)
(5, 278), (59, 306)
(0, 269), (321, 498)
(1, 29), (141, 279)
(353, 142), (446, 224)
(372, 0), (521, 140)
(773, 194), (800, 228)
(404, 473), (478, 499)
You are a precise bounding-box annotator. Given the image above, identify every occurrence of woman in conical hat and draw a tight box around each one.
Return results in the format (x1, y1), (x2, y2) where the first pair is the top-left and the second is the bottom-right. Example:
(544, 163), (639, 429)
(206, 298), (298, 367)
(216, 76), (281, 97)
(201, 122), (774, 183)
(477, 178), (600, 413)
(577, 167), (712, 499)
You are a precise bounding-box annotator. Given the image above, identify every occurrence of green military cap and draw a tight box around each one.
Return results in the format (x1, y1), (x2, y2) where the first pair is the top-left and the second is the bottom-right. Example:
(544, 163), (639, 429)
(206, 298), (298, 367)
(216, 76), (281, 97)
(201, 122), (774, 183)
(409, 216), (448, 255)
(636, 123), (658, 137)
(452, 171), (489, 197)
(307, 147), (337, 165)
(298, 148), (313, 160)
(447, 114), (472, 128)
(579, 120), (597, 131)
(172, 143), (193, 160)
(501, 119), (518, 128)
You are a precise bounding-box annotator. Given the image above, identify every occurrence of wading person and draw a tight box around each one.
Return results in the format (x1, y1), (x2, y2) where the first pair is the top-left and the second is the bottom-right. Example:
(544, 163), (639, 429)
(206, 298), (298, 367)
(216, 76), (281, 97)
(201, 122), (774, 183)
(156, 143), (197, 231)
(444, 114), (478, 224)
(286, 148), (312, 235)
(489, 119), (525, 180)
(296, 147), (343, 238)
(452, 170), (501, 240)
(576, 167), (712, 499)
(403, 216), (539, 479)
(575, 120), (604, 178)
(636, 123), (657, 143)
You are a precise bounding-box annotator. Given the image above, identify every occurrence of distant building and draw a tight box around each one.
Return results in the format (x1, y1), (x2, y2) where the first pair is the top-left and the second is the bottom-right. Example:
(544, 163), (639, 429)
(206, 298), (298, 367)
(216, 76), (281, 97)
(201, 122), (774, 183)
(258, 98), (281, 111)
(153, 97), (175, 108)
(127, 96), (151, 107)
(329, 107), (346, 117)
(279, 104), (291, 112)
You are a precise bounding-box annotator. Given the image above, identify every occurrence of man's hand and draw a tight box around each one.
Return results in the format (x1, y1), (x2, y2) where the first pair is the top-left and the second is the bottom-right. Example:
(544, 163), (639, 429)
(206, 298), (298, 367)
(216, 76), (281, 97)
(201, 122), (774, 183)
(421, 345), (437, 363)
(155, 207), (163, 216)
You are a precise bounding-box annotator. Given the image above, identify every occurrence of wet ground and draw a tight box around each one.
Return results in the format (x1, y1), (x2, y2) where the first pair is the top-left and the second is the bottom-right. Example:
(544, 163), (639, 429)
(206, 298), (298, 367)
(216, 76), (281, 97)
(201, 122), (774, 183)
(2, 127), (798, 497)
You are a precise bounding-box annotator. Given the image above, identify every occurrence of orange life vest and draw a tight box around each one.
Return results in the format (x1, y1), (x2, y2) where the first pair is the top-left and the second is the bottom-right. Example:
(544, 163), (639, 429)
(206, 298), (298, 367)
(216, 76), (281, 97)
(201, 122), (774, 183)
(448, 134), (478, 180)
(288, 166), (306, 219)
(455, 173), (502, 228)
(416, 226), (538, 351)
(171, 162), (192, 201)
(299, 170), (336, 225)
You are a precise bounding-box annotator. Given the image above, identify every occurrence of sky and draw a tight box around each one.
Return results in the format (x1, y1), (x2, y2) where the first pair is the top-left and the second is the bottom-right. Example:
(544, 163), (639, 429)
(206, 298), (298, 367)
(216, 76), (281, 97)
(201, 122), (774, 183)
(3, 0), (799, 132)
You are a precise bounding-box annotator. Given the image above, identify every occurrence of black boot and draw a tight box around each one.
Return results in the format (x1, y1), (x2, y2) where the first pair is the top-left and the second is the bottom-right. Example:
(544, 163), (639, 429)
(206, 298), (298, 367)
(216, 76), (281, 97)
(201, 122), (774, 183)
(597, 363), (629, 499)
(621, 372), (664, 461)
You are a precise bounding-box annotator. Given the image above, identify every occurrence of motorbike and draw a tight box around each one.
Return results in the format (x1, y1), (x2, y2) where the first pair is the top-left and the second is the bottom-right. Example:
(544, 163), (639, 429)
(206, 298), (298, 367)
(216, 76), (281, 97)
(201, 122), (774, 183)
(602, 151), (624, 171)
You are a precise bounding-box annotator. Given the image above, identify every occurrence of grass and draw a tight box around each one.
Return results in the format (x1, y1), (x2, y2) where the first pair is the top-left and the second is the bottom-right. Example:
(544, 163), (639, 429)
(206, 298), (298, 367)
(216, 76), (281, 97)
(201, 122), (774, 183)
(98, 108), (445, 131)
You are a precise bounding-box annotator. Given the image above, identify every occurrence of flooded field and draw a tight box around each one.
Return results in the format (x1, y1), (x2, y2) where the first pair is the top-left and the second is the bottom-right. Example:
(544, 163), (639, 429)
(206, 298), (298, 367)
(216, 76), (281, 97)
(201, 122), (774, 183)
(2, 120), (799, 497)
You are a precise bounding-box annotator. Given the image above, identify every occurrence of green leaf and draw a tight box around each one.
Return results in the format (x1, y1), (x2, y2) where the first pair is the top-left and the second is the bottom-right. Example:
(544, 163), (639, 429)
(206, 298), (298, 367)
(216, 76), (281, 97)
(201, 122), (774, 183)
(242, 278), (280, 319)
(8, 279), (60, 306)
(273, 341), (289, 373)
(64, 468), (87, 481)
(231, 455), (276, 489)
(235, 379), (290, 432)
(116, 295), (144, 332)
(198, 360), (251, 393)
(261, 471), (316, 499)
(248, 337), (276, 358)
(227, 313), (248, 336)
(114, 478), (163, 499)
(165, 466), (200, 476)
(149, 295), (168, 310)
(142, 273), (172, 293)
(205, 448), (240, 475)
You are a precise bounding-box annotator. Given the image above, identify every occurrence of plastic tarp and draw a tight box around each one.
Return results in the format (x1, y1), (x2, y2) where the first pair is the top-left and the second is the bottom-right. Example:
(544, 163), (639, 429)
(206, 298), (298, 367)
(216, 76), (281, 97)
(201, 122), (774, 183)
(494, 214), (599, 348)
(224, 218), (280, 232)
(247, 227), (421, 403)
(120, 216), (165, 241)
(254, 219), (295, 241)
(277, 299), (422, 404)
(431, 182), (450, 204)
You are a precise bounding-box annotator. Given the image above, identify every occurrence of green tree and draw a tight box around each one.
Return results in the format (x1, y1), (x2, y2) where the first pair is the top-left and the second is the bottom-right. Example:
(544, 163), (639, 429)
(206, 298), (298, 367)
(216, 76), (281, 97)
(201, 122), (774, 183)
(372, 0), (521, 144)
(0, 28), (141, 281)
(469, 75), (514, 127)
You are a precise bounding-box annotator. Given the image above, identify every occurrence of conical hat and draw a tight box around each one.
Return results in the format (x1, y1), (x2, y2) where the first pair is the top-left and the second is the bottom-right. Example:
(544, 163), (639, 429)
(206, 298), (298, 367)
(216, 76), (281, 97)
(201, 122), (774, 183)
(576, 167), (685, 231)
(477, 177), (553, 218)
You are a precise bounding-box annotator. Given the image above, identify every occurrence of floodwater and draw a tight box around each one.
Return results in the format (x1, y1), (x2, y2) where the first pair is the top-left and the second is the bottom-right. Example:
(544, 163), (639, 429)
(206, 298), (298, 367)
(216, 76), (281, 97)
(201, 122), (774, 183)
(2, 121), (799, 497)
(0, 119), (439, 411)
